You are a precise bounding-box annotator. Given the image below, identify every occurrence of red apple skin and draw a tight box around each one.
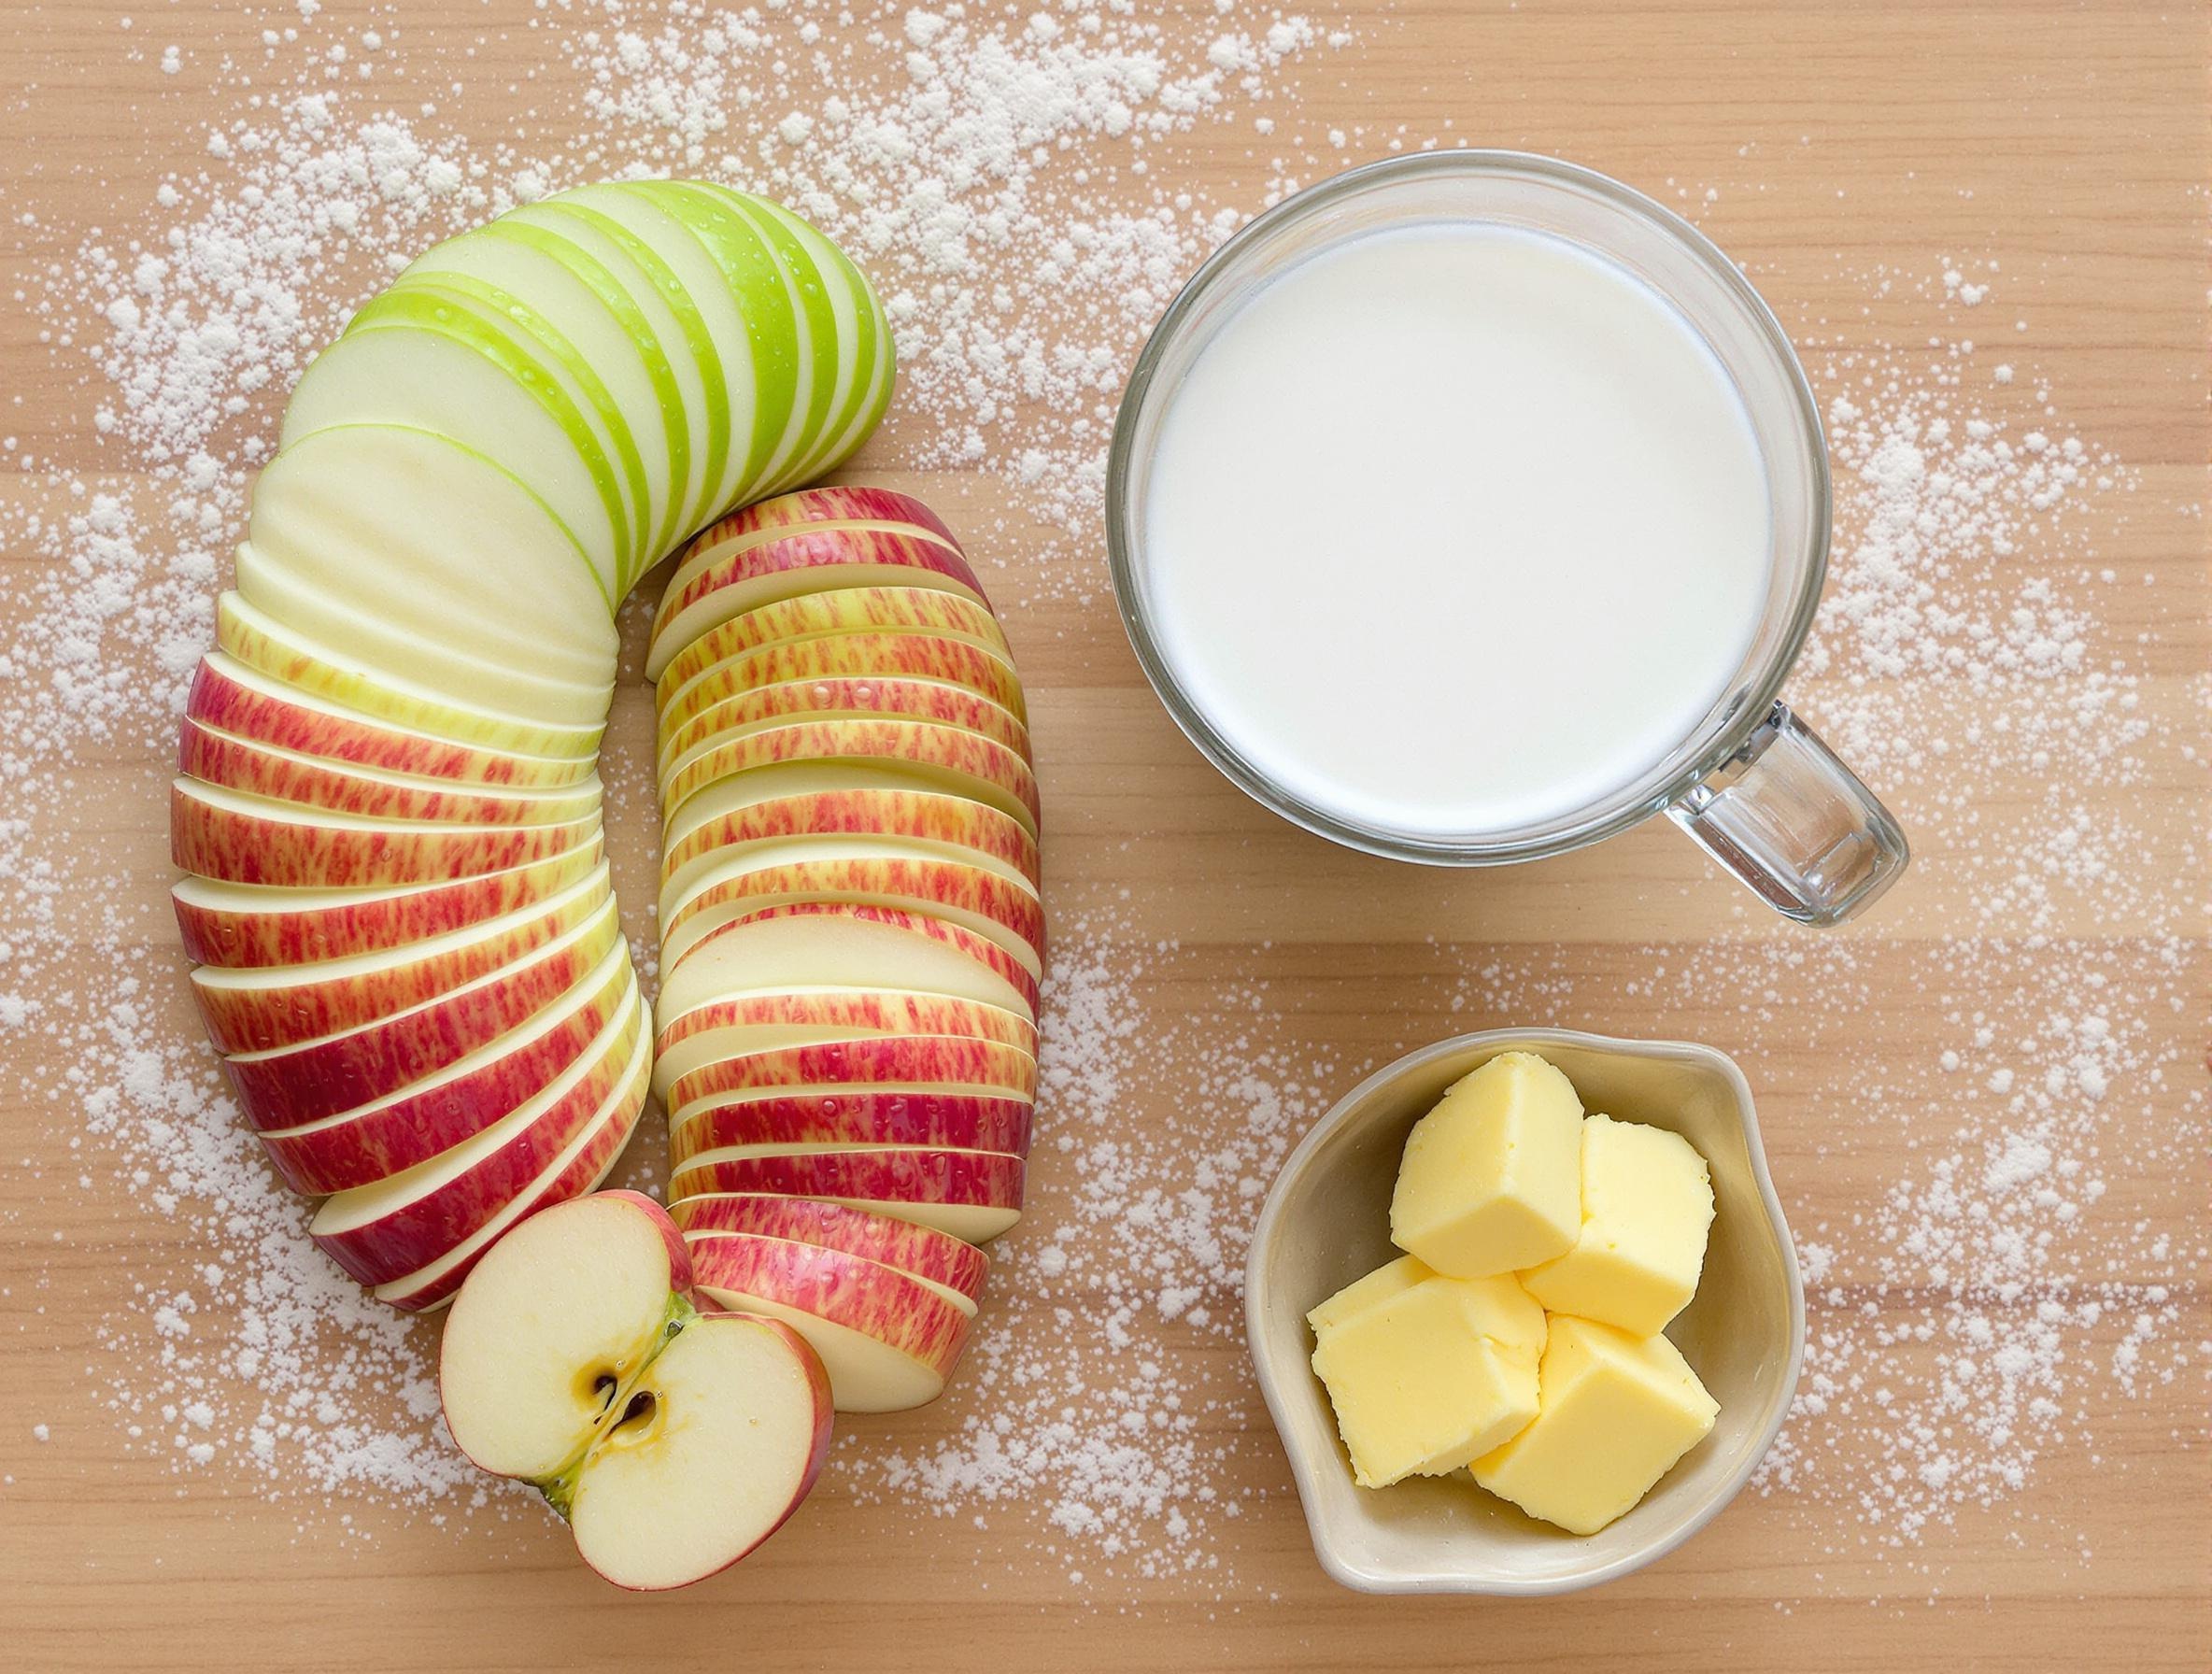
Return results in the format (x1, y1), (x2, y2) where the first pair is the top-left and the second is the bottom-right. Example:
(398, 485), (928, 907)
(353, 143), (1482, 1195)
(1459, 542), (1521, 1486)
(221, 923), (628, 1128)
(683, 486), (962, 558)
(664, 1034), (1039, 1119)
(671, 1192), (989, 1302)
(172, 782), (603, 888)
(662, 789), (1040, 896)
(179, 717), (603, 827)
(651, 525), (987, 665)
(662, 854), (1045, 972)
(661, 716), (1041, 835)
(677, 901), (1042, 1021)
(656, 987), (1039, 1059)
(687, 1231), (971, 1381)
(375, 1100), (644, 1312)
(670, 1091), (1031, 1167)
(255, 958), (632, 1193)
(187, 653), (596, 787)
(660, 631), (1026, 731)
(659, 674), (1031, 773)
(668, 1147), (1026, 1217)
(657, 587), (1012, 714)
(189, 884), (611, 1054)
(313, 1011), (646, 1285)
(173, 842), (606, 969)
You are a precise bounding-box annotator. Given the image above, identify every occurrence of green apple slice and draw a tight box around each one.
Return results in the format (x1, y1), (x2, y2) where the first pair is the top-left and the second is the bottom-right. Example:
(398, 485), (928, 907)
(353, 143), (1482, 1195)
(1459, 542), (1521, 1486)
(351, 281), (650, 591)
(240, 424), (618, 693)
(797, 219), (896, 483)
(396, 220), (693, 582)
(516, 197), (734, 560)
(280, 321), (631, 605)
(572, 181), (793, 526)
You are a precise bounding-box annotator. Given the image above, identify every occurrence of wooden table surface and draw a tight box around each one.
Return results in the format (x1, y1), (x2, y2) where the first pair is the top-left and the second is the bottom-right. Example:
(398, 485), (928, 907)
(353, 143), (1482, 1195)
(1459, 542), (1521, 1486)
(2, 2), (2205, 1669)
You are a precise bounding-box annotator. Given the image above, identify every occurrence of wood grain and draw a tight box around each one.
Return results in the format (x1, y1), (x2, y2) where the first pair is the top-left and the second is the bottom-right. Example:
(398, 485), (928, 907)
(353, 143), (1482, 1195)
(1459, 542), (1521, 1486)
(0, 1), (2205, 1669)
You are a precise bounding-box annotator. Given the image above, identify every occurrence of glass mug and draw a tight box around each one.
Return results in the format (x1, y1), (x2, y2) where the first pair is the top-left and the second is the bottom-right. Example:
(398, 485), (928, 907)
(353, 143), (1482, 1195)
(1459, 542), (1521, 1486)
(1105, 150), (1907, 926)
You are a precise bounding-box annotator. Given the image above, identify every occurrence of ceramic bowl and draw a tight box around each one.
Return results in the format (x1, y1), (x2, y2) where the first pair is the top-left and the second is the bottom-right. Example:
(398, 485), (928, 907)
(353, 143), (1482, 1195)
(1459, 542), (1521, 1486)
(1244, 1028), (1804, 1595)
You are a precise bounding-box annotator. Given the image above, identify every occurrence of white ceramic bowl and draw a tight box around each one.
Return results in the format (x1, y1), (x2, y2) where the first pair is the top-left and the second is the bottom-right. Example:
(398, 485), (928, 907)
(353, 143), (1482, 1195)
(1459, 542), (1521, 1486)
(1244, 1028), (1805, 1595)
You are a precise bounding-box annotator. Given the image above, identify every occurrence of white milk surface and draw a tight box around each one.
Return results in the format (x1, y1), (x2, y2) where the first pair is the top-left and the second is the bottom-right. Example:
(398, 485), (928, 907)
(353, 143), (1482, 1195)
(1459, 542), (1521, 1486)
(1141, 222), (1773, 840)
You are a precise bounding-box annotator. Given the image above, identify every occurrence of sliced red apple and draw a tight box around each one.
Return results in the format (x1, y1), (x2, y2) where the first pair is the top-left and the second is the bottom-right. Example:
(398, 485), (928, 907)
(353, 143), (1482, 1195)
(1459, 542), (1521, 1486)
(173, 779), (603, 888)
(173, 841), (606, 970)
(656, 674), (1030, 778)
(310, 986), (645, 1284)
(670, 1192), (989, 1308)
(658, 631), (1027, 733)
(179, 717), (605, 827)
(221, 902), (628, 1127)
(654, 990), (1039, 1101)
(669, 1091), (1032, 1168)
(668, 1146), (1027, 1243)
(685, 1228), (971, 1412)
(438, 1189), (830, 1590)
(664, 1035), (1040, 1128)
(256, 940), (633, 1192)
(189, 868), (612, 1054)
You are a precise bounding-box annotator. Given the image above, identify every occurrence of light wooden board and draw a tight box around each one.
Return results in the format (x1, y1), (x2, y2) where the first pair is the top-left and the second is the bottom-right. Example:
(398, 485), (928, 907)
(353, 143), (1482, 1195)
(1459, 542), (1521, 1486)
(0, 2), (2205, 1668)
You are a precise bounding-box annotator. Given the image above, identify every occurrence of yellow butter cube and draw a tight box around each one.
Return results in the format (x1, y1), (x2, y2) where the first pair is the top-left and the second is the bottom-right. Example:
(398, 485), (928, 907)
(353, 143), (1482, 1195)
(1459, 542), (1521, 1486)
(1520, 1113), (1715, 1337)
(1470, 1314), (1719, 1535)
(1389, 1051), (1583, 1278)
(1309, 1268), (1545, 1489)
(1305, 1254), (1431, 1336)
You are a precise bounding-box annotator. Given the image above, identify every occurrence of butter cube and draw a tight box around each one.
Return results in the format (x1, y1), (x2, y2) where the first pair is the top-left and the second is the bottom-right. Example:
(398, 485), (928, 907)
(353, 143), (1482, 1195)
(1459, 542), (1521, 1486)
(1389, 1051), (1583, 1277)
(1305, 1254), (1431, 1335)
(1309, 1269), (1545, 1488)
(1520, 1113), (1715, 1336)
(1471, 1314), (1719, 1535)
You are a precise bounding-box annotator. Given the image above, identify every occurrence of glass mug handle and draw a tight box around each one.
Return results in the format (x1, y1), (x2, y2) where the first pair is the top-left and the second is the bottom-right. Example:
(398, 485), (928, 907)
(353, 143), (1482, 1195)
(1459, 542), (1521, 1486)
(1666, 701), (1908, 926)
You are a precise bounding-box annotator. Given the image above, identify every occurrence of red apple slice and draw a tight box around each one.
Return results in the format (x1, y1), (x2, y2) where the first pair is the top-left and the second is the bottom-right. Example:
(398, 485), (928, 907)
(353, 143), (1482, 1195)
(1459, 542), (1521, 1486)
(647, 525), (989, 681)
(656, 586), (1013, 718)
(221, 902), (628, 1127)
(310, 985), (645, 1284)
(669, 1092), (1032, 1165)
(655, 993), (1038, 1102)
(173, 841), (606, 970)
(660, 778), (1041, 909)
(671, 1193), (989, 1308)
(659, 631), (1027, 732)
(659, 716), (1041, 836)
(256, 940), (633, 1192)
(179, 717), (605, 827)
(685, 1228), (971, 1412)
(373, 1046), (647, 1312)
(664, 1035), (1040, 1128)
(186, 652), (597, 787)
(668, 1146), (1027, 1243)
(659, 846), (1043, 976)
(656, 674), (1030, 778)
(173, 779), (603, 888)
(189, 867), (612, 1053)
(439, 1189), (830, 1590)
(669, 488), (962, 579)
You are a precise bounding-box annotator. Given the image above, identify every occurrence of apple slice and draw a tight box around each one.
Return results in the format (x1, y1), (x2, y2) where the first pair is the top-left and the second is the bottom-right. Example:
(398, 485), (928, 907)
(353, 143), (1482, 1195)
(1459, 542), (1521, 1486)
(656, 586), (1013, 719)
(669, 1092), (1032, 1167)
(664, 1035), (1041, 1128)
(660, 777), (1042, 911)
(659, 716), (1042, 837)
(374, 1042), (648, 1312)
(439, 1190), (830, 1590)
(172, 779), (602, 888)
(658, 674), (1031, 779)
(671, 1192), (988, 1310)
(666, 486), (959, 560)
(647, 527), (987, 682)
(654, 988), (1038, 1100)
(659, 846), (1044, 976)
(654, 903), (1041, 1031)
(659, 631), (1028, 734)
(187, 653), (597, 789)
(255, 940), (633, 1192)
(189, 868), (612, 1053)
(216, 591), (605, 759)
(685, 1229), (971, 1412)
(310, 985), (645, 1284)
(669, 1146), (1027, 1243)
(179, 718), (605, 828)
(220, 900), (628, 1127)
(173, 842), (605, 969)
